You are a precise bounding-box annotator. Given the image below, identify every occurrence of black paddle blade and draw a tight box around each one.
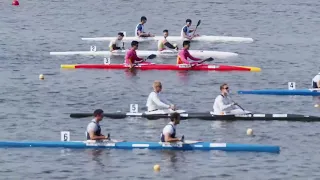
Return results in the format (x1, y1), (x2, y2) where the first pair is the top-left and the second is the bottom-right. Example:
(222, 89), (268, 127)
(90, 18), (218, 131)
(70, 113), (93, 118)
(205, 57), (214, 62)
(147, 54), (157, 59)
(196, 20), (201, 27)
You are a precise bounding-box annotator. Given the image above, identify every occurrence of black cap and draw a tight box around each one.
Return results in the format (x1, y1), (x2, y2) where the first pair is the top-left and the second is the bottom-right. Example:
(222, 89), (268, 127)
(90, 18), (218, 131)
(93, 109), (104, 117)
(170, 112), (180, 121)
(131, 41), (139, 47)
(163, 29), (168, 33)
(186, 19), (192, 23)
(183, 40), (190, 46)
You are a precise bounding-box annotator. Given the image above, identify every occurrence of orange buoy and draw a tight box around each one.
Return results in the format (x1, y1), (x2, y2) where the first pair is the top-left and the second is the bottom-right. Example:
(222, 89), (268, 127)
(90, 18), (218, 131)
(12, 0), (19, 6)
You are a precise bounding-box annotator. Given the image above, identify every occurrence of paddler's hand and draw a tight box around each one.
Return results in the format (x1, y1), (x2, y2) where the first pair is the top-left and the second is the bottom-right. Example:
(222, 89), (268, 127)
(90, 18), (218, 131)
(232, 102), (238, 106)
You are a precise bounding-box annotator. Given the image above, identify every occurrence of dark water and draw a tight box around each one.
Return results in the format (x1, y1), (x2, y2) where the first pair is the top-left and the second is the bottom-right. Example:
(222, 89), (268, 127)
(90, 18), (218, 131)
(1, 0), (320, 179)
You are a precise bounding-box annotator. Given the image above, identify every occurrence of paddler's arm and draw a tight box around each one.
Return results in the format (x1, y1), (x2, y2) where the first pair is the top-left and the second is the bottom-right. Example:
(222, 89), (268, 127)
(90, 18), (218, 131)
(151, 92), (172, 109)
(164, 133), (181, 142)
(317, 80), (320, 88)
(88, 131), (108, 140)
(112, 44), (121, 50)
(164, 42), (177, 50)
(186, 51), (201, 61)
(217, 96), (234, 111)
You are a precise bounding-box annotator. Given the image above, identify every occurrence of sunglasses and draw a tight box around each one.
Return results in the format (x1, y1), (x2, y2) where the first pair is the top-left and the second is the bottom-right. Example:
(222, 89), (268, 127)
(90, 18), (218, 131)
(224, 87), (229, 90)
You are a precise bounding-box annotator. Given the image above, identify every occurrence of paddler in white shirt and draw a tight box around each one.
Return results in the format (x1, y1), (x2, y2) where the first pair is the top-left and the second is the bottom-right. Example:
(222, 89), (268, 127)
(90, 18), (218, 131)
(312, 72), (320, 88)
(135, 16), (155, 37)
(146, 81), (176, 113)
(181, 19), (199, 40)
(213, 83), (251, 115)
(109, 32), (125, 51)
(158, 29), (178, 51)
(160, 112), (184, 142)
(86, 109), (110, 140)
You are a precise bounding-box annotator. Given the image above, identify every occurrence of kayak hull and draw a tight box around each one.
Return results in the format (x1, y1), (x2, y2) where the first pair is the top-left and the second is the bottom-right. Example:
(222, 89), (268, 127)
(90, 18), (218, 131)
(238, 89), (320, 96)
(81, 35), (254, 43)
(60, 64), (261, 72)
(50, 50), (238, 59)
(0, 141), (279, 153)
(69, 112), (320, 122)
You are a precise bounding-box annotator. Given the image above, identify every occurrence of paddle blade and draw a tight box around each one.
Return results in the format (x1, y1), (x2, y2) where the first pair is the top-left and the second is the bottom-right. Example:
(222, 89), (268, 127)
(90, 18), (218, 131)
(147, 54), (157, 59)
(205, 57), (214, 62)
(70, 113), (93, 118)
(196, 20), (201, 27)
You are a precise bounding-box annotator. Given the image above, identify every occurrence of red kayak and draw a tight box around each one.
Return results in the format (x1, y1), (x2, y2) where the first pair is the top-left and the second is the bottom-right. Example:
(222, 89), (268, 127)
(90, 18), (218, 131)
(61, 63), (261, 72)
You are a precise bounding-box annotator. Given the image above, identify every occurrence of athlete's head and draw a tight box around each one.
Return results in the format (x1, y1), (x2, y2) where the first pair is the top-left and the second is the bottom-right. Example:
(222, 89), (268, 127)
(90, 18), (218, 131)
(153, 80), (162, 93)
(163, 29), (169, 38)
(183, 40), (190, 49)
(170, 112), (180, 125)
(131, 40), (139, 50)
(93, 109), (104, 121)
(117, 32), (124, 40)
(220, 83), (229, 95)
(141, 16), (147, 24)
(186, 19), (192, 27)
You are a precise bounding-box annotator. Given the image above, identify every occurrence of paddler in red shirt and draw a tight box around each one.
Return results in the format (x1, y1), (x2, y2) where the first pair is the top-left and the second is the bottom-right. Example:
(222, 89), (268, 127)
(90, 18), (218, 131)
(125, 41), (150, 68)
(176, 40), (202, 64)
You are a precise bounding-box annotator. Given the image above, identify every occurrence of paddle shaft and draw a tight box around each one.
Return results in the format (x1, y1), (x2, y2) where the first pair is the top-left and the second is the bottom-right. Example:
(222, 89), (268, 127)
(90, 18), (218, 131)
(192, 20), (201, 36)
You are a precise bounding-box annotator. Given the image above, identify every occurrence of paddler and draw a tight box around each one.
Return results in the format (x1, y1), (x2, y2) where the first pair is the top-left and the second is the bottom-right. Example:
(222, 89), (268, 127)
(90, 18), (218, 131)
(125, 41), (149, 68)
(160, 112), (184, 142)
(135, 16), (155, 37)
(181, 19), (199, 40)
(213, 83), (251, 115)
(312, 72), (320, 88)
(176, 40), (202, 64)
(146, 81), (176, 113)
(158, 29), (178, 51)
(109, 32), (125, 51)
(86, 109), (110, 140)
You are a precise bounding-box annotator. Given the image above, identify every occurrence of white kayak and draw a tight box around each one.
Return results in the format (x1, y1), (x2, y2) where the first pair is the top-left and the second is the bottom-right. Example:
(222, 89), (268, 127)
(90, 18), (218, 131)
(50, 49), (238, 59)
(81, 35), (254, 43)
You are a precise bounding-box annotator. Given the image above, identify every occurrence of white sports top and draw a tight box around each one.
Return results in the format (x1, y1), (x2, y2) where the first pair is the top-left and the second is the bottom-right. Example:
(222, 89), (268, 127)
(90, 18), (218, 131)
(109, 39), (123, 50)
(213, 94), (236, 115)
(181, 25), (190, 37)
(146, 91), (170, 111)
(312, 73), (320, 83)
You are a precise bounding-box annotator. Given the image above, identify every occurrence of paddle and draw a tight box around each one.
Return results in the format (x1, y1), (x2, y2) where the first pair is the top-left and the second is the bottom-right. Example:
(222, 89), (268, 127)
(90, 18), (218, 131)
(130, 54), (157, 69)
(191, 57), (214, 67)
(106, 133), (125, 142)
(192, 20), (201, 37)
(228, 95), (248, 113)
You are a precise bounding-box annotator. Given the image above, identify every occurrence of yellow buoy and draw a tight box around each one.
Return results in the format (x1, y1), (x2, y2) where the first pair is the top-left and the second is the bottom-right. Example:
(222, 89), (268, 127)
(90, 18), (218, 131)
(153, 164), (160, 171)
(39, 74), (44, 80)
(247, 128), (253, 136)
(315, 104), (319, 108)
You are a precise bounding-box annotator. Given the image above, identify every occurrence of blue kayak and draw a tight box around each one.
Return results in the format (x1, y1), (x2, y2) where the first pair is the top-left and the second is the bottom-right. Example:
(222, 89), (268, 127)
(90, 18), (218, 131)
(238, 89), (320, 96)
(0, 140), (280, 153)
